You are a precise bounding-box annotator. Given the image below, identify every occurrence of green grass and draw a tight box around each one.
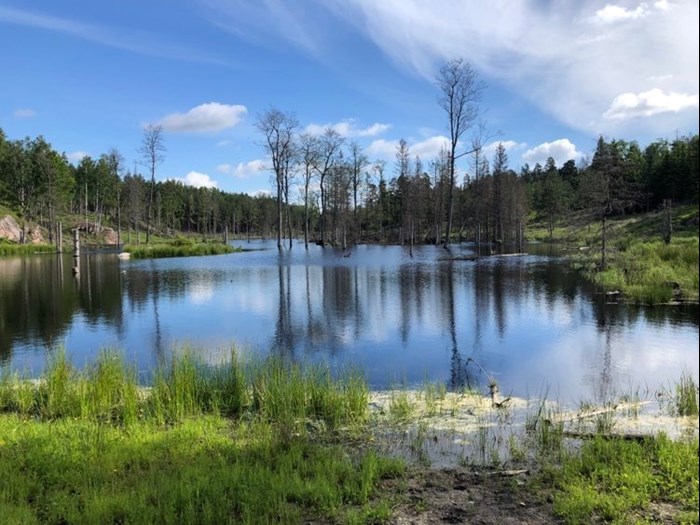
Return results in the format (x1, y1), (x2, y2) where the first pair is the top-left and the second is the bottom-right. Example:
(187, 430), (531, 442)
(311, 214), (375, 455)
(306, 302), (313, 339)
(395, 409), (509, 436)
(527, 205), (699, 304)
(658, 370), (700, 418)
(2, 351), (697, 523)
(0, 415), (403, 524)
(589, 237), (699, 304)
(0, 240), (57, 256)
(544, 434), (699, 524)
(0, 350), (402, 524)
(124, 240), (238, 259)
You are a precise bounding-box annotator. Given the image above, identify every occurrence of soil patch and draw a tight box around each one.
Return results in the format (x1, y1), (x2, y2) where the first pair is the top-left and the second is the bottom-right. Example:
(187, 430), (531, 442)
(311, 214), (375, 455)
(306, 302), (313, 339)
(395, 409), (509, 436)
(382, 467), (560, 524)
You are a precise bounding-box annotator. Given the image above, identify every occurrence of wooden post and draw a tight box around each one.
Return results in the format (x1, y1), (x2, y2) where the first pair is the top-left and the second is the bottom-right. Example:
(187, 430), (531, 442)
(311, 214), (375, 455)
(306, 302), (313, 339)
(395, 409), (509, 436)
(57, 221), (63, 253)
(72, 229), (80, 276)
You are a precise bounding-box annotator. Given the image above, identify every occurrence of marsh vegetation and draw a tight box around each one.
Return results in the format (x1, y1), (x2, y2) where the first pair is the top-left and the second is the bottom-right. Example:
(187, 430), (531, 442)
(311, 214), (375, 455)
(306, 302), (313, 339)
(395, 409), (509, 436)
(1, 350), (697, 524)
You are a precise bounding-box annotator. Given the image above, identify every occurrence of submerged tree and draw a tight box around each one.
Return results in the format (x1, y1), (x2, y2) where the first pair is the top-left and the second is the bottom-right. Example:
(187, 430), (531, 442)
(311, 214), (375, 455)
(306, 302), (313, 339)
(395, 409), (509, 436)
(255, 107), (299, 250)
(436, 58), (484, 247)
(139, 125), (165, 244)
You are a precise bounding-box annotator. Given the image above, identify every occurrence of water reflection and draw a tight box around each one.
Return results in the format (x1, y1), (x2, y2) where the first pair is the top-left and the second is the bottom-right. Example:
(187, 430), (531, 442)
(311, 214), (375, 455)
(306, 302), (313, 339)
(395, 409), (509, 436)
(0, 242), (697, 404)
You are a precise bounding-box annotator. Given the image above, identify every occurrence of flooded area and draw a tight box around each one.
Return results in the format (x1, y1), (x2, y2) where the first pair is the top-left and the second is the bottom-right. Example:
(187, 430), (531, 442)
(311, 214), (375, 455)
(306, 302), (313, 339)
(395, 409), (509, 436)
(1, 240), (698, 442)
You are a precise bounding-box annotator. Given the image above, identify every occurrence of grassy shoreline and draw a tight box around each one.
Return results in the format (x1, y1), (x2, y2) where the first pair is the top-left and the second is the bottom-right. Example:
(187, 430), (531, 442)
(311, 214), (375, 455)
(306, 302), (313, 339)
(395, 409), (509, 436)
(1, 350), (697, 524)
(527, 205), (699, 304)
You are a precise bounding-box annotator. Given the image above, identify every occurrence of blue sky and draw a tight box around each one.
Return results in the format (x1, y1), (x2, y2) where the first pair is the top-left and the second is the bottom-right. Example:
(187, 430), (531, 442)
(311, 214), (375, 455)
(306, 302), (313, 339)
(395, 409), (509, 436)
(1, 0), (698, 196)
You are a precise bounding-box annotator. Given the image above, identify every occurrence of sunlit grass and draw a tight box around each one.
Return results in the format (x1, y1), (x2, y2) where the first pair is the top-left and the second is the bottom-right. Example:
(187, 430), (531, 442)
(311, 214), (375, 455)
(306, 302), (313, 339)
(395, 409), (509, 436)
(0, 414), (403, 524)
(527, 205), (699, 304)
(1, 352), (697, 523)
(124, 240), (238, 259)
(0, 241), (57, 256)
(0, 350), (401, 524)
(591, 237), (699, 304)
(545, 434), (699, 524)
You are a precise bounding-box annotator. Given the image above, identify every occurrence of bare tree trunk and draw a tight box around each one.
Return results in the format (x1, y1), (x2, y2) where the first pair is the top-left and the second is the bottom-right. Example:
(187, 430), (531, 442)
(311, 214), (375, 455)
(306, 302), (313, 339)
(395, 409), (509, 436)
(662, 198), (672, 244)
(601, 215), (607, 271)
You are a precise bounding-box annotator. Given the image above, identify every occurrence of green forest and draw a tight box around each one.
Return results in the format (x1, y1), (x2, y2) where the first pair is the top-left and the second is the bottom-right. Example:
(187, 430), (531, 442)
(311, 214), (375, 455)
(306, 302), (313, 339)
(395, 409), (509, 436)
(1, 125), (697, 249)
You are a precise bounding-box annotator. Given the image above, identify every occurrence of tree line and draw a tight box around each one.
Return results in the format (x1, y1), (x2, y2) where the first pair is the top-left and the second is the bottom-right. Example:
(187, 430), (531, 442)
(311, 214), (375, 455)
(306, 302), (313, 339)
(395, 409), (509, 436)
(1, 125), (695, 251)
(1, 59), (697, 252)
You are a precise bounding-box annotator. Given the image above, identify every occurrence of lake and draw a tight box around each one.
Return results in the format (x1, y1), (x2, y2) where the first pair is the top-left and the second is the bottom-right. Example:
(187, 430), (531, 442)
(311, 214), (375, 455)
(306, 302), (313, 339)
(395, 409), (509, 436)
(1, 240), (698, 406)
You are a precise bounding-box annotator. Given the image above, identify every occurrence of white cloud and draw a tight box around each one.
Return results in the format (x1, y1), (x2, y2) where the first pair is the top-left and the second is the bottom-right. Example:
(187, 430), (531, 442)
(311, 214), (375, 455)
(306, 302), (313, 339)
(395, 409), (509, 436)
(305, 119), (390, 138)
(13, 108), (36, 118)
(593, 3), (649, 24)
(366, 135), (450, 160)
(217, 159), (266, 179)
(482, 140), (528, 161)
(175, 171), (218, 188)
(67, 151), (89, 163)
(522, 139), (583, 167)
(156, 102), (247, 133)
(603, 88), (699, 120)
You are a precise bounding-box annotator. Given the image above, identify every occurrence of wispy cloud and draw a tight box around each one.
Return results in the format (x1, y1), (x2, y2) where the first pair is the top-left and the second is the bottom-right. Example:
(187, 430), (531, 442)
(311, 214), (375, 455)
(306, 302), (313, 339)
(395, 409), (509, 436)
(305, 119), (391, 138)
(202, 1), (698, 138)
(198, 0), (326, 56)
(155, 103), (247, 133)
(217, 159), (266, 179)
(0, 5), (224, 64)
(13, 108), (36, 118)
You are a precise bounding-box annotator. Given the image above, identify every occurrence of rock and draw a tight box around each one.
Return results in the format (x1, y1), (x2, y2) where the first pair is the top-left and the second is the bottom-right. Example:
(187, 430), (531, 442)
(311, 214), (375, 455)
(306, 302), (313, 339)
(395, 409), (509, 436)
(29, 225), (44, 244)
(0, 215), (22, 242)
(102, 227), (118, 245)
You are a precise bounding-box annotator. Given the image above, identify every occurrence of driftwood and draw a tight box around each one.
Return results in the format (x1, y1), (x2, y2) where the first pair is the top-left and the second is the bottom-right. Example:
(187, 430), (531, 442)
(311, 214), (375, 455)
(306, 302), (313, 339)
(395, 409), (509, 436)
(484, 469), (528, 477)
(562, 431), (650, 441)
(547, 401), (650, 425)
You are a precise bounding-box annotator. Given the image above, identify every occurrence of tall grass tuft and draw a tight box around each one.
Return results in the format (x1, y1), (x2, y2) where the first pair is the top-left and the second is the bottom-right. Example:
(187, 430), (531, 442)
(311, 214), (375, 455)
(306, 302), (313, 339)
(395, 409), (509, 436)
(37, 348), (79, 419)
(251, 358), (368, 431)
(675, 371), (699, 417)
(124, 242), (238, 259)
(82, 350), (140, 425)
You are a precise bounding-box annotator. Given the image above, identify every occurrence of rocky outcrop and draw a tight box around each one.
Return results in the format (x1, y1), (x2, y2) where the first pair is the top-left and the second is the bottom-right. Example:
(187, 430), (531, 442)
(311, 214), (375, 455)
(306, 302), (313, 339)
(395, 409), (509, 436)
(0, 215), (22, 242)
(0, 214), (46, 244)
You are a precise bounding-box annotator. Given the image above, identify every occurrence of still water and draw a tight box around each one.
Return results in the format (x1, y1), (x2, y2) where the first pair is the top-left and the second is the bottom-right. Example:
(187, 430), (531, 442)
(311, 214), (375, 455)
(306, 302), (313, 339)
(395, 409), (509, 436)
(1, 241), (698, 405)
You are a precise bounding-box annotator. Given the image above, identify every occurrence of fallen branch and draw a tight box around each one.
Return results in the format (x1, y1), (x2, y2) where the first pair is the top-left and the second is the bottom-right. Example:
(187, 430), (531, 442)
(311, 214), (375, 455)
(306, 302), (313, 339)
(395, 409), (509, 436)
(547, 401), (650, 424)
(484, 469), (529, 476)
(562, 431), (650, 441)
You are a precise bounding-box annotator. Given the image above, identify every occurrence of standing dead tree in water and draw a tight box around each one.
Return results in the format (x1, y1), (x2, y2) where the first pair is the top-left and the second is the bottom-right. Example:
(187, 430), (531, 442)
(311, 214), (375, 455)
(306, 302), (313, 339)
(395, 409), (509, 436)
(313, 128), (344, 246)
(139, 125), (165, 244)
(436, 58), (484, 247)
(298, 133), (319, 249)
(255, 108), (299, 250)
